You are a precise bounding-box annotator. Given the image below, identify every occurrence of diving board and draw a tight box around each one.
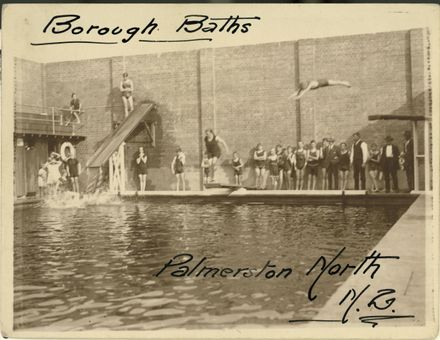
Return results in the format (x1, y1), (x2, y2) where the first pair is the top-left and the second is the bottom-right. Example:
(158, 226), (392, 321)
(87, 102), (155, 168)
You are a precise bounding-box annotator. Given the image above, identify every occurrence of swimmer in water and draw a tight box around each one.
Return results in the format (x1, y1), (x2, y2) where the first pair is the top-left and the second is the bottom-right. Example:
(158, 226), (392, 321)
(289, 79), (351, 100)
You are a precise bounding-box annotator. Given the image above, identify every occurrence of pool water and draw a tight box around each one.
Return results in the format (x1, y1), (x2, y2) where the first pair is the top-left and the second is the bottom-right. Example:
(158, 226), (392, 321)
(14, 201), (408, 330)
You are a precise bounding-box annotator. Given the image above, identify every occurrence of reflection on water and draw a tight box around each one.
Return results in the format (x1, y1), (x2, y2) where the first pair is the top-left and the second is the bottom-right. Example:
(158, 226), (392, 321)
(14, 202), (407, 330)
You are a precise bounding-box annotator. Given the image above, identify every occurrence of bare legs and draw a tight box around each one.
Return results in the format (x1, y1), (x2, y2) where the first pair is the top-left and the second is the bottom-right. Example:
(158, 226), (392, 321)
(122, 95), (134, 118)
(234, 174), (242, 186)
(271, 176), (279, 190)
(209, 157), (218, 182)
(138, 174), (147, 192)
(71, 177), (79, 193)
(327, 80), (351, 87)
(307, 174), (317, 190)
(255, 168), (266, 189)
(296, 169), (304, 190)
(340, 170), (349, 190)
(65, 110), (81, 126)
(176, 173), (185, 191)
(289, 80), (351, 100)
(287, 170), (293, 189)
(369, 170), (379, 192)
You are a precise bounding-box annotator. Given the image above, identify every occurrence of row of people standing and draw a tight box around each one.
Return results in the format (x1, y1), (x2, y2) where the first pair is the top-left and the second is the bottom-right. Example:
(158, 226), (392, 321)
(250, 131), (413, 193)
(252, 139), (351, 190)
(133, 130), (414, 193)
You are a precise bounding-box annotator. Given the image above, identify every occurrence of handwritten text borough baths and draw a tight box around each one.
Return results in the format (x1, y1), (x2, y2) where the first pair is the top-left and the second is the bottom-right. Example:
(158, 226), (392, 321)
(36, 14), (261, 45)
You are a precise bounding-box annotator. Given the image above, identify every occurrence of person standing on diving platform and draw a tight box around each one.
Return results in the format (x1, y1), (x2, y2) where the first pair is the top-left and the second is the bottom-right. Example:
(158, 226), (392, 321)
(204, 129), (229, 183)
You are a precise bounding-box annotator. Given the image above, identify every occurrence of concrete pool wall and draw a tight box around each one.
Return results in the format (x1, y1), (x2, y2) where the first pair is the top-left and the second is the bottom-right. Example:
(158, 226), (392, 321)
(120, 190), (419, 206)
(308, 193), (433, 334)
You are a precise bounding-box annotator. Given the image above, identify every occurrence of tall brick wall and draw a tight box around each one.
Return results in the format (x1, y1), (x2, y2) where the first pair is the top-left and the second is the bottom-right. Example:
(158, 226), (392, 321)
(297, 29), (427, 189)
(16, 28), (428, 191)
(111, 51), (201, 190)
(44, 58), (114, 170)
(14, 58), (44, 114)
(204, 42), (298, 186)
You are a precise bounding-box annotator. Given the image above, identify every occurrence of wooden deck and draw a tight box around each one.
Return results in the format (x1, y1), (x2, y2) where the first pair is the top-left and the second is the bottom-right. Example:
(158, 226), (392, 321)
(15, 112), (86, 139)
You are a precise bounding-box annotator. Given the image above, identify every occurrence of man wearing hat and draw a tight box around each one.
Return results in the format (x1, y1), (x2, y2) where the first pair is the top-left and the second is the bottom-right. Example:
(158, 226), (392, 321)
(380, 135), (400, 193)
(403, 130), (414, 191)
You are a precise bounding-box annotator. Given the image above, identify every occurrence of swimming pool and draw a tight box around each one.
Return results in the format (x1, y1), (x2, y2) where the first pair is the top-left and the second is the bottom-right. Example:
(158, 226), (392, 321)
(14, 201), (409, 330)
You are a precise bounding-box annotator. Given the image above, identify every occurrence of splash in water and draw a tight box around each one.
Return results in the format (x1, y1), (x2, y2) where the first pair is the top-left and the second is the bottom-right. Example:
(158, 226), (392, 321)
(43, 191), (121, 209)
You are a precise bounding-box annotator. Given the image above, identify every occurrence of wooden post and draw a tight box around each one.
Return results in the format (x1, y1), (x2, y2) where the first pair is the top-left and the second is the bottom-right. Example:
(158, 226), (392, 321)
(151, 122), (156, 147)
(51, 107), (55, 134)
(109, 154), (114, 192)
(412, 121), (419, 191)
(424, 119), (431, 191)
(119, 142), (126, 192)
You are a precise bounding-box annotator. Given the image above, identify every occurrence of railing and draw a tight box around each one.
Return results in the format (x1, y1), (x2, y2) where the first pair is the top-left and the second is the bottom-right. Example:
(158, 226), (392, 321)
(15, 104), (85, 137)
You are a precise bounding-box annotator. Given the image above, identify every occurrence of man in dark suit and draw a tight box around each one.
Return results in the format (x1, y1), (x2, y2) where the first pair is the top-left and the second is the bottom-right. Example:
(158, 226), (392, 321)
(403, 130), (414, 191)
(350, 132), (369, 190)
(326, 138), (340, 190)
(380, 135), (400, 193)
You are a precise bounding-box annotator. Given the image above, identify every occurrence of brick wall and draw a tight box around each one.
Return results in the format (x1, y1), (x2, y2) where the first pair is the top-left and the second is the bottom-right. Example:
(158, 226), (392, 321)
(44, 58), (114, 173)
(18, 28), (428, 191)
(113, 51), (201, 190)
(14, 58), (44, 114)
(203, 42), (298, 186)
(297, 29), (426, 189)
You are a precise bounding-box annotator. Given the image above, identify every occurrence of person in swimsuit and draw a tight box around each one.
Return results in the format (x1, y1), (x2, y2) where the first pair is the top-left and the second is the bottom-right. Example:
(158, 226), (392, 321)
(289, 79), (351, 100)
(339, 142), (350, 190)
(120, 72), (134, 117)
(368, 143), (381, 192)
(319, 138), (330, 190)
(171, 148), (186, 191)
(64, 147), (80, 193)
(204, 129), (228, 183)
(231, 152), (244, 186)
(279, 148), (291, 190)
(268, 148), (280, 190)
(136, 147), (148, 192)
(275, 144), (285, 189)
(201, 152), (210, 185)
(294, 141), (307, 190)
(253, 143), (267, 190)
(285, 146), (295, 190)
(306, 140), (320, 190)
(66, 92), (82, 125)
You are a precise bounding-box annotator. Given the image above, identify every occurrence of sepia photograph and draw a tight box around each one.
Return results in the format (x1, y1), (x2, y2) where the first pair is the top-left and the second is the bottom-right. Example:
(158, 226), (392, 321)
(1, 4), (439, 339)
